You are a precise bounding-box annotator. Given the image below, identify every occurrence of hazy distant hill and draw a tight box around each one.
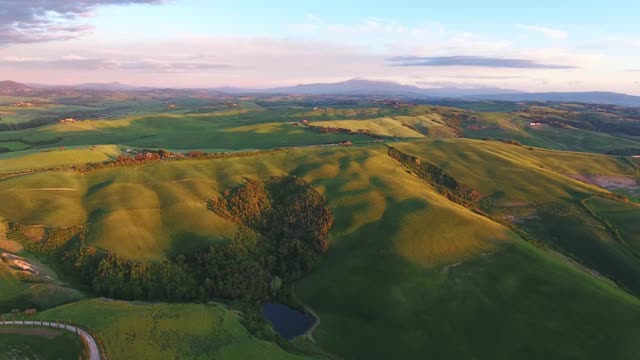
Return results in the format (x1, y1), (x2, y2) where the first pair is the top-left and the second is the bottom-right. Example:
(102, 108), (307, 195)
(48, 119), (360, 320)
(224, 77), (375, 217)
(472, 92), (640, 107)
(214, 78), (523, 98)
(0, 80), (31, 91)
(6, 79), (640, 107)
(71, 82), (151, 91)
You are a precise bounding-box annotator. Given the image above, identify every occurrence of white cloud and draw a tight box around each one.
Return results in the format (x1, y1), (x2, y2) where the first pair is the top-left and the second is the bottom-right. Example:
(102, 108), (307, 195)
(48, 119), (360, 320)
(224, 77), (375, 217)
(518, 25), (568, 40)
(3, 56), (46, 62)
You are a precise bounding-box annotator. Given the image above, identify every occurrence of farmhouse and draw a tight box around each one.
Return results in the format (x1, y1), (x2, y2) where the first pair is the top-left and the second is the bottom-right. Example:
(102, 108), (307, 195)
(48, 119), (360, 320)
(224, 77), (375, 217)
(301, 119), (309, 124)
(59, 118), (77, 123)
(11, 101), (33, 107)
(530, 122), (543, 126)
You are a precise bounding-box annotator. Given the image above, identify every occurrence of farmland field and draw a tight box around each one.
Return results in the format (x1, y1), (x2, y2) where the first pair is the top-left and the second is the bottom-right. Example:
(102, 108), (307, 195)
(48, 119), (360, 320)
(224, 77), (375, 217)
(1, 92), (640, 359)
(0, 327), (84, 360)
(30, 299), (314, 360)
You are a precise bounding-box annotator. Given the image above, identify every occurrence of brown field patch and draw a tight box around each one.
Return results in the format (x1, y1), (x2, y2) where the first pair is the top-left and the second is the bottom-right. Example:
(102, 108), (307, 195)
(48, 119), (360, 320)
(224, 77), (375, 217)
(0, 240), (23, 253)
(566, 174), (640, 191)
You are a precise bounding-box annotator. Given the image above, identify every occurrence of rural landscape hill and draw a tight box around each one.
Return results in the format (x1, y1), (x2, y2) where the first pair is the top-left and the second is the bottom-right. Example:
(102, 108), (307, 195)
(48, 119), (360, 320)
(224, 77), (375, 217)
(473, 91), (640, 107)
(3, 1), (640, 359)
(9, 78), (640, 107)
(1, 82), (640, 359)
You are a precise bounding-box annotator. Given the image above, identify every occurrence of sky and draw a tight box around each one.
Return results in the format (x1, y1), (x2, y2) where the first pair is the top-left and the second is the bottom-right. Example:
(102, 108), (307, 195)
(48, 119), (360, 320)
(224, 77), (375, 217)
(0, 0), (639, 93)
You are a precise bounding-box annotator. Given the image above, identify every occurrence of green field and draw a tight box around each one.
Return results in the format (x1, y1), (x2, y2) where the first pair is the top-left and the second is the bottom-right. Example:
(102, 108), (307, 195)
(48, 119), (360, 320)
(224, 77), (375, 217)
(0, 145), (121, 173)
(0, 327), (84, 360)
(0, 102), (97, 124)
(2, 98), (640, 359)
(584, 197), (640, 256)
(0, 145), (512, 262)
(0, 263), (24, 304)
(0, 109), (379, 151)
(32, 299), (312, 360)
(464, 112), (640, 153)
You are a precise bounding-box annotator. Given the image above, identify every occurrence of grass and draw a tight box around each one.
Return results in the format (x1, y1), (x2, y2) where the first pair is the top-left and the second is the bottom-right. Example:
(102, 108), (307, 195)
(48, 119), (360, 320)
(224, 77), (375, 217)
(31, 299), (313, 360)
(0, 109), (376, 151)
(463, 112), (640, 153)
(1, 101), (640, 359)
(0, 102), (97, 124)
(0, 145), (121, 173)
(0, 262), (24, 304)
(392, 139), (640, 294)
(0, 145), (513, 263)
(584, 197), (640, 257)
(297, 240), (640, 360)
(0, 220), (85, 312)
(310, 118), (425, 138)
(0, 141), (30, 151)
(0, 327), (84, 360)
(4, 142), (639, 359)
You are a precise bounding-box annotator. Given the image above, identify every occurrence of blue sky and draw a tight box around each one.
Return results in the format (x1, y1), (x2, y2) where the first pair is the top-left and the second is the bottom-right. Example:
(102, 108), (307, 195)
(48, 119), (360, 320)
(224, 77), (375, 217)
(1, 0), (639, 93)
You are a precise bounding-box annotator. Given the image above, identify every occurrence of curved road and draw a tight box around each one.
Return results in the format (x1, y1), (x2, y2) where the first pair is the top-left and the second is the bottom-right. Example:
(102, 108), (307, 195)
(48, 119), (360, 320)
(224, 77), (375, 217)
(0, 320), (100, 360)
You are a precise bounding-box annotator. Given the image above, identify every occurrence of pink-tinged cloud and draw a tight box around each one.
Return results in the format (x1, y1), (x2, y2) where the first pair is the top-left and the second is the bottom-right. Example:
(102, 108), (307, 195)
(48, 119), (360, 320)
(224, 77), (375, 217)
(0, 0), (170, 45)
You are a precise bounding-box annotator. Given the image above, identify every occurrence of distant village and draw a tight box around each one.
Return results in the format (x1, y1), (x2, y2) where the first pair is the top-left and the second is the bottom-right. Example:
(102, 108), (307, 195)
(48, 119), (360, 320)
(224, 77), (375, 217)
(10, 101), (33, 107)
(59, 118), (78, 123)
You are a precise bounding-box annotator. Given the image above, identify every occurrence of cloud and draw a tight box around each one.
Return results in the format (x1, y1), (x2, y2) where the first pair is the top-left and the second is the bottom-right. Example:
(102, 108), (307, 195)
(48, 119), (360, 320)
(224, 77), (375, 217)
(291, 17), (444, 36)
(387, 55), (576, 69)
(0, 0), (169, 45)
(0, 56), (232, 73)
(415, 81), (496, 89)
(517, 25), (568, 40)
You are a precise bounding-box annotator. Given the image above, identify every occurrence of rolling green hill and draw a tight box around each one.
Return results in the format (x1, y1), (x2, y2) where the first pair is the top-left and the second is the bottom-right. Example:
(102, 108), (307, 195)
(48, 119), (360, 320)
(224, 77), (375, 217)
(2, 99), (640, 359)
(31, 299), (313, 360)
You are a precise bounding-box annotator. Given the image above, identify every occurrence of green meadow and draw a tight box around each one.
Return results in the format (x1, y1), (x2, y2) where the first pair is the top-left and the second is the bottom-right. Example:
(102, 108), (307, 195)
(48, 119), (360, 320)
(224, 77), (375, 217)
(32, 299), (313, 360)
(0, 328), (84, 360)
(1, 99), (640, 359)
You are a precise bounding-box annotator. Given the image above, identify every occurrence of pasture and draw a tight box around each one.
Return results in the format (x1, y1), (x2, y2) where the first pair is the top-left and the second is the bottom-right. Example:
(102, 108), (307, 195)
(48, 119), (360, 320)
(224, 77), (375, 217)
(0, 327), (83, 360)
(32, 299), (313, 360)
(2, 101), (640, 359)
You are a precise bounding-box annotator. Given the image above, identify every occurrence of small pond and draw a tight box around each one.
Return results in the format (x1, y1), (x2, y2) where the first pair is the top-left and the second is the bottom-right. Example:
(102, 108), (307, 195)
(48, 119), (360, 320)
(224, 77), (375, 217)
(262, 303), (316, 340)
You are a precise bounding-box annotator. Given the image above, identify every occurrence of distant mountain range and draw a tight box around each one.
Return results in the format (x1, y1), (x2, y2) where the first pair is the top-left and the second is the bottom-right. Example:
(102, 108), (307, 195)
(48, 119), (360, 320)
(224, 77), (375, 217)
(470, 92), (640, 108)
(213, 78), (524, 98)
(212, 79), (640, 106)
(3, 79), (640, 107)
(0, 80), (32, 92)
(25, 81), (151, 91)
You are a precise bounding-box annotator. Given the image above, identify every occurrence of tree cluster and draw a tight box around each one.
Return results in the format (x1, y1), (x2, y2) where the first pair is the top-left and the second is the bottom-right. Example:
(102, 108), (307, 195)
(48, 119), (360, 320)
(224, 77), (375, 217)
(7, 176), (333, 304)
(388, 147), (484, 208)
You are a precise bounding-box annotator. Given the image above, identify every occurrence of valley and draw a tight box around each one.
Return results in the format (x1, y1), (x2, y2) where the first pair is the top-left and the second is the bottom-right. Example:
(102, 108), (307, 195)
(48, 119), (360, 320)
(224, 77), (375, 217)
(1, 82), (640, 359)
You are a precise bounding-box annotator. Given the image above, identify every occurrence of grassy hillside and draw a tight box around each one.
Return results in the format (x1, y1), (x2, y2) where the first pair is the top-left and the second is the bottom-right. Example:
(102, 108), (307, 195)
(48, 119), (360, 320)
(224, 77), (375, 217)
(1, 223), (85, 312)
(391, 139), (640, 295)
(0, 109), (376, 151)
(2, 142), (640, 359)
(310, 118), (425, 138)
(463, 112), (640, 153)
(0, 145), (512, 263)
(2, 97), (640, 360)
(584, 197), (640, 256)
(32, 299), (313, 360)
(0, 327), (84, 360)
(0, 145), (121, 173)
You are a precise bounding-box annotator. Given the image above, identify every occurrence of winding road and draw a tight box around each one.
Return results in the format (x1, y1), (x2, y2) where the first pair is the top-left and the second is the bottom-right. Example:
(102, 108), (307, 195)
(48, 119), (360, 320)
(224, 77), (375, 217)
(0, 320), (100, 360)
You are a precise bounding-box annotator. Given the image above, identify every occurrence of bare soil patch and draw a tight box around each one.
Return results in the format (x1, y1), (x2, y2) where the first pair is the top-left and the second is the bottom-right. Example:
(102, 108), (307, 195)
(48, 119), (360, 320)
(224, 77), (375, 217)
(566, 174), (640, 191)
(0, 240), (23, 253)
